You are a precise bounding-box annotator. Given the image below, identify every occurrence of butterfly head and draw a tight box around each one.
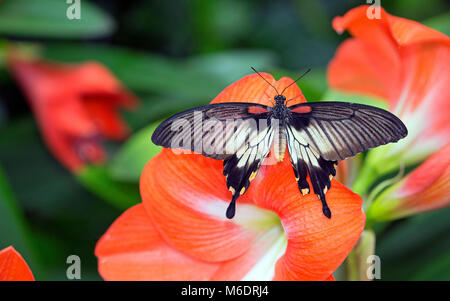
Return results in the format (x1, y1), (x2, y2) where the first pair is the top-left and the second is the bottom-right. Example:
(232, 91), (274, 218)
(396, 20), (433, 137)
(274, 94), (286, 106)
(251, 67), (311, 107)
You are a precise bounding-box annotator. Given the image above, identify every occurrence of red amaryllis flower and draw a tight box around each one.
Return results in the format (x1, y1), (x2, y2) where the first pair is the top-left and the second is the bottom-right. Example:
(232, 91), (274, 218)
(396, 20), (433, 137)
(368, 142), (450, 221)
(8, 56), (137, 171)
(328, 5), (450, 175)
(96, 73), (365, 280)
(0, 246), (34, 281)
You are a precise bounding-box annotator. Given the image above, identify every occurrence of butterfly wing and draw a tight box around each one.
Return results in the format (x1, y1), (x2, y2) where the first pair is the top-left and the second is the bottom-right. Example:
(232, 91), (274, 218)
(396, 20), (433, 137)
(152, 102), (273, 218)
(223, 119), (274, 218)
(152, 102), (271, 160)
(287, 102), (408, 161)
(286, 101), (407, 218)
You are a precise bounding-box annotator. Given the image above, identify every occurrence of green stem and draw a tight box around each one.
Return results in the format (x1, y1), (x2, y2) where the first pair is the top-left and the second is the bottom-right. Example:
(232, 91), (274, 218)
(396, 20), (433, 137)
(346, 230), (376, 281)
(346, 249), (359, 281)
(352, 162), (379, 196)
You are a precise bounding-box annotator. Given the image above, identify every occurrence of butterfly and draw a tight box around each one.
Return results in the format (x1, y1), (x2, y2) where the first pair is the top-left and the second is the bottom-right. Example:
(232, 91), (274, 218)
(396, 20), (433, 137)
(151, 69), (408, 219)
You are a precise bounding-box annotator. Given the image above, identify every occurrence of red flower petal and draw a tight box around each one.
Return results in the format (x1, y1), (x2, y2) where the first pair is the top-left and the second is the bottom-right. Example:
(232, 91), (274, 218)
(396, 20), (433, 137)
(0, 246), (35, 281)
(82, 99), (130, 140)
(246, 154), (365, 280)
(328, 5), (450, 165)
(141, 149), (364, 280)
(332, 6), (447, 45)
(8, 57), (137, 171)
(140, 150), (277, 263)
(96, 204), (339, 281)
(210, 225), (285, 280)
(97, 204), (288, 281)
(95, 204), (220, 280)
(328, 38), (393, 100)
(211, 72), (306, 106)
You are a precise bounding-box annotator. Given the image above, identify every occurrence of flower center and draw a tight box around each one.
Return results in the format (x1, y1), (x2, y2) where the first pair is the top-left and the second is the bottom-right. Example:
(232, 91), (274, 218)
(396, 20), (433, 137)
(233, 204), (287, 280)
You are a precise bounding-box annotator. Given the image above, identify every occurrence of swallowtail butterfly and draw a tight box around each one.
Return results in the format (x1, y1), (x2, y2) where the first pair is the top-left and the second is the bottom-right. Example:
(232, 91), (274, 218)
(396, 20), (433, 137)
(152, 70), (407, 219)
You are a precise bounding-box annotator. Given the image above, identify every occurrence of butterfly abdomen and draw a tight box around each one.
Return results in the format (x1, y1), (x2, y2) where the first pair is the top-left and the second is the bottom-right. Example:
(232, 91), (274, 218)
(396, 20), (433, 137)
(275, 126), (287, 162)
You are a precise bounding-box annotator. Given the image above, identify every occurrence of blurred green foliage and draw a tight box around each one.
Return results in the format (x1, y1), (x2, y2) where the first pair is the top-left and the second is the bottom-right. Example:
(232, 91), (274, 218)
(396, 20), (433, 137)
(0, 0), (114, 38)
(0, 0), (448, 280)
(109, 122), (162, 182)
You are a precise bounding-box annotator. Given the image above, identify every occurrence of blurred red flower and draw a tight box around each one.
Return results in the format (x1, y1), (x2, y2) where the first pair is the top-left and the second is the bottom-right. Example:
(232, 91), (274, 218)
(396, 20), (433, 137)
(95, 73), (366, 280)
(8, 56), (137, 171)
(328, 5), (450, 171)
(328, 5), (450, 218)
(0, 246), (34, 281)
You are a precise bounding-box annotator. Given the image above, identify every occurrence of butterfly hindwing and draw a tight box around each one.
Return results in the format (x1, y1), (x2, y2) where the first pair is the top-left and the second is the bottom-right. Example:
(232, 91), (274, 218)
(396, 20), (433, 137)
(286, 124), (337, 218)
(223, 120), (274, 218)
(286, 101), (406, 218)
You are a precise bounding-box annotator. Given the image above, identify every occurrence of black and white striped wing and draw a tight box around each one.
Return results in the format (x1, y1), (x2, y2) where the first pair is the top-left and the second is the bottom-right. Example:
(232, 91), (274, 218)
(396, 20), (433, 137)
(152, 102), (274, 219)
(286, 124), (337, 218)
(223, 120), (274, 218)
(286, 101), (407, 218)
(151, 102), (271, 160)
(287, 102), (408, 161)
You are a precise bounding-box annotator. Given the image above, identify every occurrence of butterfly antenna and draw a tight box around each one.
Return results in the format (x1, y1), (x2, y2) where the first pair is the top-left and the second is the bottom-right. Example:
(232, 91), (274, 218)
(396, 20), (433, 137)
(280, 68), (311, 96)
(251, 67), (280, 95)
(285, 94), (303, 105)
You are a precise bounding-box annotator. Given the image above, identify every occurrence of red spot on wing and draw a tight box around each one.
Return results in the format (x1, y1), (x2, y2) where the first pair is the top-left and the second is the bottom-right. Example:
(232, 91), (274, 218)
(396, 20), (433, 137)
(290, 106), (312, 114)
(248, 106), (269, 114)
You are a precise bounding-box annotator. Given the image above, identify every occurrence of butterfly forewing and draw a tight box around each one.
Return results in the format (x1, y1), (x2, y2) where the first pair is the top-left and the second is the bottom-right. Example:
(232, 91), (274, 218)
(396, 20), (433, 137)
(287, 102), (408, 161)
(151, 102), (270, 160)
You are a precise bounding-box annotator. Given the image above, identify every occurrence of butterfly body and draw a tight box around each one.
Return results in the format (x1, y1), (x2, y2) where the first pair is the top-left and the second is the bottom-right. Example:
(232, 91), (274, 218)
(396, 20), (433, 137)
(152, 85), (407, 220)
(266, 95), (290, 162)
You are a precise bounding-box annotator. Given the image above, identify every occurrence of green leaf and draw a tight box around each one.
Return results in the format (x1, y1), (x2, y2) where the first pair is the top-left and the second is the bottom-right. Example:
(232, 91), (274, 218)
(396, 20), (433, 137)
(76, 165), (140, 210)
(43, 44), (224, 98)
(0, 0), (114, 38)
(376, 207), (450, 280)
(423, 12), (450, 36)
(0, 39), (5, 69)
(184, 50), (276, 83)
(109, 122), (162, 182)
(0, 165), (39, 273)
(321, 89), (389, 109)
(0, 117), (126, 280)
(43, 44), (276, 99)
(123, 94), (210, 130)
